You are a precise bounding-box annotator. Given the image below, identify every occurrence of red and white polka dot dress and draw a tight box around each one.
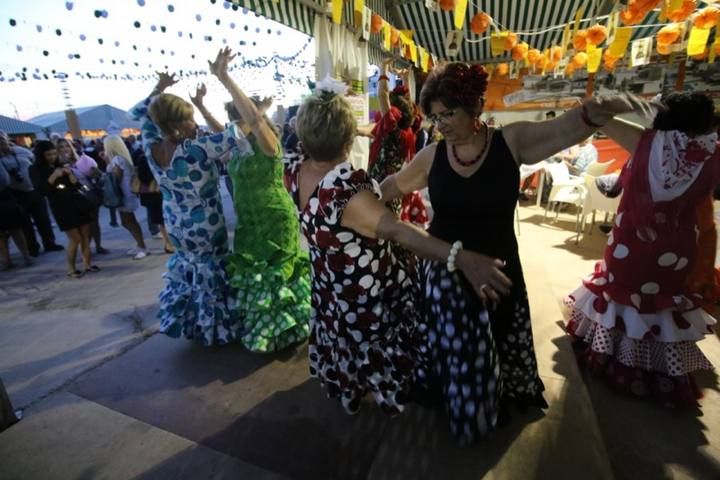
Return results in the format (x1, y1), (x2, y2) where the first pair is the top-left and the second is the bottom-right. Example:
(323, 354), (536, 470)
(565, 129), (719, 407)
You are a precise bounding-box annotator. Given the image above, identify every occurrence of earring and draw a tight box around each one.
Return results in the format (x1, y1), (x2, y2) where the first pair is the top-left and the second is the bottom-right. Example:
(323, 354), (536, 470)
(173, 130), (181, 139)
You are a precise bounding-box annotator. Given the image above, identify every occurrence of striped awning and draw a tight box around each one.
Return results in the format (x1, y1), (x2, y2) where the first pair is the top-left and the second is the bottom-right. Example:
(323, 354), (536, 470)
(229, 0), (318, 36)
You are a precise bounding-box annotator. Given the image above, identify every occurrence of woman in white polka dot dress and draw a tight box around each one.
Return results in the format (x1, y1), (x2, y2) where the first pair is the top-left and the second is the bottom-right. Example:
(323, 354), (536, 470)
(565, 93), (719, 407)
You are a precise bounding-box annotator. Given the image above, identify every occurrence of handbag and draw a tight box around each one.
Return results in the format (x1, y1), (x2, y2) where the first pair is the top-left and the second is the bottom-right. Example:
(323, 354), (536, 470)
(131, 175), (159, 194)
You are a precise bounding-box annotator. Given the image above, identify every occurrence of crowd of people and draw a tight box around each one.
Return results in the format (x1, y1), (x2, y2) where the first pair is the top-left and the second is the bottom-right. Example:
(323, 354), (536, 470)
(3, 47), (718, 444)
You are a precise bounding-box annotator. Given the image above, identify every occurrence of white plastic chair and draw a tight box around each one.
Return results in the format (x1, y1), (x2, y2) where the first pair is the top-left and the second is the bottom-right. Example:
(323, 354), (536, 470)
(543, 162), (587, 243)
(579, 173), (621, 238)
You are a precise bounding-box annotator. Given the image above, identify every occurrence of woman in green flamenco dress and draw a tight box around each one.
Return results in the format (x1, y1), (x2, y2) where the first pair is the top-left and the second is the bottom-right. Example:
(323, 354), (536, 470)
(191, 59), (310, 353)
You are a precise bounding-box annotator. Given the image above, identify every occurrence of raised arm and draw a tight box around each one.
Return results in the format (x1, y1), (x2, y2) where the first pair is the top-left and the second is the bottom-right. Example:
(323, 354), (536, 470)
(128, 72), (179, 145)
(599, 117), (645, 153)
(503, 93), (650, 165)
(209, 47), (278, 157)
(190, 83), (224, 133)
(343, 190), (511, 304)
(380, 143), (435, 202)
(378, 58), (392, 115)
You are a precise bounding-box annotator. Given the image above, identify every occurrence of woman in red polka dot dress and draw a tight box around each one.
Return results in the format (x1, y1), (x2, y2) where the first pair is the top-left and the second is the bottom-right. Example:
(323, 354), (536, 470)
(565, 93), (719, 407)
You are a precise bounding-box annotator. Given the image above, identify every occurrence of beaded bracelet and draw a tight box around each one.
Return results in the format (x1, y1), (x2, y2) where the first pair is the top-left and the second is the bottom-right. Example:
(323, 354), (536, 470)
(447, 241), (463, 272)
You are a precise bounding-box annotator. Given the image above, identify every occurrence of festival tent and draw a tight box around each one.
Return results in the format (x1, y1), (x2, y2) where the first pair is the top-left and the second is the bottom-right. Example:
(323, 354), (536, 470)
(0, 114), (44, 146)
(29, 104), (140, 138)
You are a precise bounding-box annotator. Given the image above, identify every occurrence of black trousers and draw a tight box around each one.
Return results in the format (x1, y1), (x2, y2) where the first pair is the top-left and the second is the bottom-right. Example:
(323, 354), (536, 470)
(12, 190), (57, 253)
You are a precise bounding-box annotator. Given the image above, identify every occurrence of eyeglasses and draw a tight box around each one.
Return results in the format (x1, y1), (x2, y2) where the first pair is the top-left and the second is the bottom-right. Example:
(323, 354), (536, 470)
(427, 109), (456, 125)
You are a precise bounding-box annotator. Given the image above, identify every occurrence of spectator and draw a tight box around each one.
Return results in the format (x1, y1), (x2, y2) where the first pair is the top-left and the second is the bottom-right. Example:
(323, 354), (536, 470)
(0, 130), (63, 256)
(33, 140), (97, 277)
(0, 161), (33, 270)
(562, 136), (598, 175)
(104, 135), (149, 259)
(56, 138), (109, 255)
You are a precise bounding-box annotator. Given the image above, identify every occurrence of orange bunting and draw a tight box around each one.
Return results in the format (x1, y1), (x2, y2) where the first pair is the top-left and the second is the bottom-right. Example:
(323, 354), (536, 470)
(573, 29), (588, 51)
(438, 0), (455, 12)
(470, 12), (491, 35)
(527, 49), (541, 64)
(657, 24), (682, 45)
(587, 25), (608, 46)
(535, 54), (548, 70)
(495, 63), (509, 76)
(572, 52), (588, 68)
(694, 7), (720, 29)
(667, 0), (696, 23)
(503, 32), (518, 50)
(390, 28), (400, 46)
(565, 63), (576, 76)
(511, 42), (529, 61)
(371, 13), (383, 33)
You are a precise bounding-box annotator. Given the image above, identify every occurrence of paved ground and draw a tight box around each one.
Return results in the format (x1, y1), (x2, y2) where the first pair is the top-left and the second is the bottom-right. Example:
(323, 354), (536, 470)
(0, 195), (719, 480)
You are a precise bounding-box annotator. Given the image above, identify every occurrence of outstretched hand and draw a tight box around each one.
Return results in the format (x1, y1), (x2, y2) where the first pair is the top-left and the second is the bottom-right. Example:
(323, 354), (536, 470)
(209, 47), (236, 80)
(257, 96), (274, 112)
(189, 83), (207, 107)
(155, 71), (178, 92)
(585, 92), (653, 124)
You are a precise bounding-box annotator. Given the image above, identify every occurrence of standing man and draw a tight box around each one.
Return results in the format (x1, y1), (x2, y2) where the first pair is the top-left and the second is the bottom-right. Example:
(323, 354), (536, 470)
(0, 131), (63, 256)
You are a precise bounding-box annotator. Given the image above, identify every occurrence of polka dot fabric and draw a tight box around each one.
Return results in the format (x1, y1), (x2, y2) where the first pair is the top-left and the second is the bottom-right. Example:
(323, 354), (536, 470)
(564, 129), (719, 407)
(284, 154), (420, 415)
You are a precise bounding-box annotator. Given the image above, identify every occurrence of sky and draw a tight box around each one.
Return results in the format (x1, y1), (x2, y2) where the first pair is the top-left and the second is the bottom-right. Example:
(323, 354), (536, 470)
(0, 0), (316, 124)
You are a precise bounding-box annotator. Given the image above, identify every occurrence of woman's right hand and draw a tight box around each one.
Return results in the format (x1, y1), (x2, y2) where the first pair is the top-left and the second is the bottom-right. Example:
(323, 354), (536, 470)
(189, 83), (207, 108)
(455, 250), (513, 304)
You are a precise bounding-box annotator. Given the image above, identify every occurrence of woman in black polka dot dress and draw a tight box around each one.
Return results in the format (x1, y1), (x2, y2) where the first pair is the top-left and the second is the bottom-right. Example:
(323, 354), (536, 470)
(284, 79), (508, 416)
(381, 63), (645, 442)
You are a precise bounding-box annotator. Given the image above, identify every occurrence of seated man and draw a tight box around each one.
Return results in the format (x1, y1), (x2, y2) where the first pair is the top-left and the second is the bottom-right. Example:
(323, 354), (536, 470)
(562, 136), (598, 176)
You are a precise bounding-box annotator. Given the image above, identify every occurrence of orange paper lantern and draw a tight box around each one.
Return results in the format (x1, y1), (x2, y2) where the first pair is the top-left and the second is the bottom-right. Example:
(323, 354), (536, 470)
(657, 43), (673, 55)
(657, 24), (682, 45)
(511, 42), (529, 61)
(551, 46), (563, 62)
(620, 5), (644, 26)
(603, 50), (619, 71)
(694, 7), (720, 29)
(496, 63), (509, 76)
(527, 48), (541, 64)
(371, 14), (383, 33)
(503, 32), (518, 51)
(667, 0), (696, 23)
(571, 52), (588, 68)
(438, 0), (455, 12)
(587, 25), (608, 46)
(565, 63), (576, 76)
(470, 12), (491, 35)
(535, 54), (548, 70)
(573, 30), (588, 51)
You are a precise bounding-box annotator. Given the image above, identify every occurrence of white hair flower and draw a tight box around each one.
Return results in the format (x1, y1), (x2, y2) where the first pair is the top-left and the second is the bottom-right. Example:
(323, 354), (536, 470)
(314, 76), (348, 98)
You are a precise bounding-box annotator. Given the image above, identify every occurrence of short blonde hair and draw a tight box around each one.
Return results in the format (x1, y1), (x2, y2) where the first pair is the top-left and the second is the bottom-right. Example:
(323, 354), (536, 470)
(296, 94), (356, 162)
(103, 135), (133, 166)
(148, 93), (194, 137)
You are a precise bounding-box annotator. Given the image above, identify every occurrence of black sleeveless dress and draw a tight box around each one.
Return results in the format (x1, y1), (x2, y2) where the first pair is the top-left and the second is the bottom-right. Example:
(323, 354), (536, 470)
(415, 133), (546, 442)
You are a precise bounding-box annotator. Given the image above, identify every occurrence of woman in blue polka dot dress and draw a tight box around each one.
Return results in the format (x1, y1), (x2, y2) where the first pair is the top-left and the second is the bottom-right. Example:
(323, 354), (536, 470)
(128, 60), (254, 346)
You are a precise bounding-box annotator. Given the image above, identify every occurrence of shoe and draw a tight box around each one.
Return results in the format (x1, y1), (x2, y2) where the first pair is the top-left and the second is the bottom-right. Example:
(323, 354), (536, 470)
(518, 192), (530, 201)
(44, 244), (64, 252)
(96, 247), (110, 255)
(151, 232), (163, 239)
(133, 250), (149, 260)
(67, 270), (84, 278)
(84, 265), (101, 273)
(0, 262), (12, 272)
(28, 249), (40, 258)
(164, 247), (176, 255)
(110, 222), (119, 227)
(23, 256), (34, 267)
(126, 247), (140, 256)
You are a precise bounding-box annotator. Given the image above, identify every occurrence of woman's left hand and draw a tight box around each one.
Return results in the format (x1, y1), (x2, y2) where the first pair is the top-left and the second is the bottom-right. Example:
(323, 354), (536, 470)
(584, 93), (653, 125)
(189, 83), (207, 107)
(208, 47), (236, 80)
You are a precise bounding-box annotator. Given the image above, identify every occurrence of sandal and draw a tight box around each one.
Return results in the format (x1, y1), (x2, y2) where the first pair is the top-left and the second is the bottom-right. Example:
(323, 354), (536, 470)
(67, 270), (84, 278)
(84, 265), (101, 273)
(96, 247), (110, 255)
